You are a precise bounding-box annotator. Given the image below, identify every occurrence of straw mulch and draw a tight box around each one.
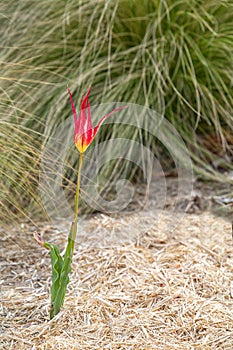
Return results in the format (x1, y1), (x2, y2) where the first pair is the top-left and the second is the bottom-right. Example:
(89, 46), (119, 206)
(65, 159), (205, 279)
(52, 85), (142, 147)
(1, 185), (233, 349)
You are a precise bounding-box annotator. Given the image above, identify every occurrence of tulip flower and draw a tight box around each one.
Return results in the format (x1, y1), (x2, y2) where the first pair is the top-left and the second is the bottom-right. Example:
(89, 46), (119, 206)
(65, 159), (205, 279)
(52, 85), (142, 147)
(68, 86), (127, 245)
(68, 86), (127, 153)
(34, 85), (127, 319)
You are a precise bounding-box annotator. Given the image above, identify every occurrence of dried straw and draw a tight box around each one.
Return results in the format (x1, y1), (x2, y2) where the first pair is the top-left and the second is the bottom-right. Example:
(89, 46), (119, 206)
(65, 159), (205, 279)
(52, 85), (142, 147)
(1, 188), (233, 349)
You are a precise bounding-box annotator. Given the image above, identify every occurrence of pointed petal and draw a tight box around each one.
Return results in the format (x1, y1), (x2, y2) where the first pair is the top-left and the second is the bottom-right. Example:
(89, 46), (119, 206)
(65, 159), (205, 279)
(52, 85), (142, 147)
(80, 87), (92, 110)
(78, 87), (92, 137)
(87, 101), (93, 132)
(93, 105), (128, 138)
(68, 86), (82, 139)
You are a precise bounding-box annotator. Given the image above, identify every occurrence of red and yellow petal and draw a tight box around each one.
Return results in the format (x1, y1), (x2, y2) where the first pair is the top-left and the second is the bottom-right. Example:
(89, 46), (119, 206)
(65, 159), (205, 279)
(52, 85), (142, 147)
(74, 132), (94, 153)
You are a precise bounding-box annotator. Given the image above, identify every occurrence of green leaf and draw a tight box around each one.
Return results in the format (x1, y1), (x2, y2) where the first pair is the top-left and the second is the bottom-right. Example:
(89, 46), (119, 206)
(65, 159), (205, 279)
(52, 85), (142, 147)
(44, 242), (64, 318)
(50, 238), (74, 318)
(45, 224), (75, 319)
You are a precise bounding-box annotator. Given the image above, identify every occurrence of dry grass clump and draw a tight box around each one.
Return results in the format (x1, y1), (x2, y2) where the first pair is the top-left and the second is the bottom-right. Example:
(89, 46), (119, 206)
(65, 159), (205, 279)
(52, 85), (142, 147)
(1, 209), (233, 349)
(1, 0), (233, 222)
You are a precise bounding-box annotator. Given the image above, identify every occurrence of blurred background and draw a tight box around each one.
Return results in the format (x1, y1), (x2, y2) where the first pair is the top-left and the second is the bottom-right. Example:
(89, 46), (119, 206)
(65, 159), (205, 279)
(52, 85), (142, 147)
(1, 0), (232, 224)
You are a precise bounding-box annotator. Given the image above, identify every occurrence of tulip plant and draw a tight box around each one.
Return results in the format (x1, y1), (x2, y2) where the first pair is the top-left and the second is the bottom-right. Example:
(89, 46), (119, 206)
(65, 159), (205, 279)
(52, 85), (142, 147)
(34, 87), (127, 319)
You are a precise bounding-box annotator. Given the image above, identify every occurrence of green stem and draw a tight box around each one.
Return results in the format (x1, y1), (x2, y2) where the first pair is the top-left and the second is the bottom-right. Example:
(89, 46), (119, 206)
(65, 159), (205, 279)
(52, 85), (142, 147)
(48, 152), (84, 319)
(70, 152), (83, 243)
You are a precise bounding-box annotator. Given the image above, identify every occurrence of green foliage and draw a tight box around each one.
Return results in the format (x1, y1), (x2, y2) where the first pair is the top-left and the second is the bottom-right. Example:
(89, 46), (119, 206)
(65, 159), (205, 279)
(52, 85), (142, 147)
(0, 0), (232, 221)
(45, 235), (74, 319)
